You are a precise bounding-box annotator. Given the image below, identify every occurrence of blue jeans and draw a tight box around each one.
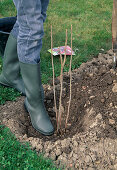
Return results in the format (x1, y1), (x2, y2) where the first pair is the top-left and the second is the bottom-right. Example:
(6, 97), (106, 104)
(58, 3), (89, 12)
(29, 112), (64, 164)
(11, 0), (49, 64)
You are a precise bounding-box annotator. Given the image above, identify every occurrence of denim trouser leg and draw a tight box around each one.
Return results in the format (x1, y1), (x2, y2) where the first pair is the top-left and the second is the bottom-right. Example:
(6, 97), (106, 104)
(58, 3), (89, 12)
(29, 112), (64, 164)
(11, 0), (49, 38)
(11, 0), (49, 64)
(11, 21), (19, 38)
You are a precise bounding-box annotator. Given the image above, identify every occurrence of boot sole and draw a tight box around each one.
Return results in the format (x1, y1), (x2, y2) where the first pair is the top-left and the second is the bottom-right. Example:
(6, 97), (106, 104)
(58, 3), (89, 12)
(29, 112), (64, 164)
(0, 81), (10, 87)
(24, 102), (54, 136)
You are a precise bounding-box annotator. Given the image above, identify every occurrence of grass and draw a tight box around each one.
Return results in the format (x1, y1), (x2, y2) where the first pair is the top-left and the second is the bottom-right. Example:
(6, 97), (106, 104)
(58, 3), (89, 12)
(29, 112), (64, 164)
(0, 0), (113, 168)
(0, 125), (59, 169)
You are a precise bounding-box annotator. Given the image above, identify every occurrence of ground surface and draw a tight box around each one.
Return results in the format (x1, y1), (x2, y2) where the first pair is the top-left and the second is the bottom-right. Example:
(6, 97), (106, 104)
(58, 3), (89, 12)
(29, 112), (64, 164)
(0, 50), (117, 169)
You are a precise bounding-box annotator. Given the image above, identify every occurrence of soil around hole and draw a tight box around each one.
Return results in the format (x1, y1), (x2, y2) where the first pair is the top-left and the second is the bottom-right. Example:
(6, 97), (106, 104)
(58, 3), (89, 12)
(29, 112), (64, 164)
(0, 49), (117, 169)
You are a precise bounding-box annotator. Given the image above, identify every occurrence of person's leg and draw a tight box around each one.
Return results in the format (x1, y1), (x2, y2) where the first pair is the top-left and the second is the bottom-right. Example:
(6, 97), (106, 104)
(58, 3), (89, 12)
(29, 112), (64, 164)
(0, 34), (25, 95)
(17, 0), (44, 64)
(11, 0), (19, 38)
(11, 21), (19, 39)
(0, 0), (49, 96)
(0, 0), (26, 95)
(17, 0), (54, 135)
(41, 0), (49, 23)
(11, 0), (50, 38)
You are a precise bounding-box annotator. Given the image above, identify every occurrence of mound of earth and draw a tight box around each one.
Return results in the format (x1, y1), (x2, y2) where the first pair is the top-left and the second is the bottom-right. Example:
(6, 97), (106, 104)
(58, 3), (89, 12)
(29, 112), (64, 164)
(0, 49), (117, 169)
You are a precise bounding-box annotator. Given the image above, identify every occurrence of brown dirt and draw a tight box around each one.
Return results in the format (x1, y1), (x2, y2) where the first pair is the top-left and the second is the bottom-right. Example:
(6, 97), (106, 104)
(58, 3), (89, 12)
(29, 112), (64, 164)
(0, 49), (117, 169)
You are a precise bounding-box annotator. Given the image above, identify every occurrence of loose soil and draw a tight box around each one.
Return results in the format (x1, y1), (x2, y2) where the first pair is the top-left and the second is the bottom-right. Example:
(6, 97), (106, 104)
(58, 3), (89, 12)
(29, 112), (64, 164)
(0, 50), (117, 169)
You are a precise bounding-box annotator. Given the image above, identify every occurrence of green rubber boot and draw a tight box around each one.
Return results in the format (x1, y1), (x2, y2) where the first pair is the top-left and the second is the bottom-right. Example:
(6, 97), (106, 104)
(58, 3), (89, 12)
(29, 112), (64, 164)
(20, 62), (54, 136)
(0, 34), (25, 95)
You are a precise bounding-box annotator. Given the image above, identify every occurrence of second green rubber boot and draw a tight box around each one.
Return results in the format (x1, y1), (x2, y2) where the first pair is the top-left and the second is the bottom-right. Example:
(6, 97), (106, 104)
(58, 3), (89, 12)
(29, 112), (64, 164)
(19, 62), (54, 136)
(0, 34), (25, 95)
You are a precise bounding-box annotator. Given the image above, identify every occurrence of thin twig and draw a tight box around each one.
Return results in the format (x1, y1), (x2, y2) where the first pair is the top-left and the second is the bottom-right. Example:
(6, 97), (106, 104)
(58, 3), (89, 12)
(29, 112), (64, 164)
(57, 49), (63, 131)
(65, 25), (73, 129)
(57, 29), (68, 131)
(51, 25), (58, 123)
(62, 29), (68, 67)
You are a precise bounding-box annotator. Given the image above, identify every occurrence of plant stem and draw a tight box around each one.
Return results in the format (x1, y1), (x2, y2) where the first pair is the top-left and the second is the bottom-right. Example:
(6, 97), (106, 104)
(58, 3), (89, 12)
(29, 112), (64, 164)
(57, 51), (63, 131)
(57, 29), (68, 131)
(65, 25), (73, 129)
(51, 25), (58, 123)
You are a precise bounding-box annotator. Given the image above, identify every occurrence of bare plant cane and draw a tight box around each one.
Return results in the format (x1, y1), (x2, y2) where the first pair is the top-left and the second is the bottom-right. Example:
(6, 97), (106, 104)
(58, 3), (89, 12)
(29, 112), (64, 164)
(51, 25), (72, 132)
(51, 25), (58, 123)
(57, 30), (68, 132)
(65, 25), (73, 129)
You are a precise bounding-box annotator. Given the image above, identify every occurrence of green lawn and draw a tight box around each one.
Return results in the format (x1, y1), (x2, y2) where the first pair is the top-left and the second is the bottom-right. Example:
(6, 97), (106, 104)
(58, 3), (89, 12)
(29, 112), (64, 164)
(0, 0), (113, 169)
(0, 125), (59, 170)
